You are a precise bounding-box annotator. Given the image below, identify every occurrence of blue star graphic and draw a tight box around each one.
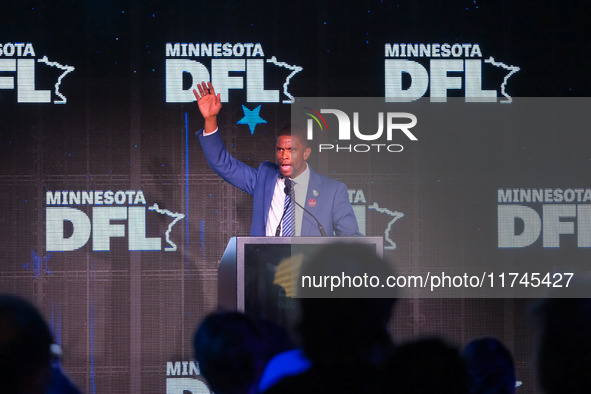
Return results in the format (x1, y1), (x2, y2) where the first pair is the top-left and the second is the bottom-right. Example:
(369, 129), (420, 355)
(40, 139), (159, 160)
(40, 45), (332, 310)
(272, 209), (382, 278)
(237, 105), (267, 134)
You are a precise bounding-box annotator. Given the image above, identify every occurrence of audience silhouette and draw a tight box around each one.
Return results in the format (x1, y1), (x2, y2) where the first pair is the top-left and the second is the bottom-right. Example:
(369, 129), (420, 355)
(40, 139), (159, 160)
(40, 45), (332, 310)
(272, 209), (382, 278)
(0, 294), (81, 394)
(0, 294), (54, 393)
(390, 337), (470, 394)
(463, 337), (516, 394)
(533, 297), (591, 393)
(193, 244), (591, 394)
(193, 311), (267, 394)
(263, 243), (396, 393)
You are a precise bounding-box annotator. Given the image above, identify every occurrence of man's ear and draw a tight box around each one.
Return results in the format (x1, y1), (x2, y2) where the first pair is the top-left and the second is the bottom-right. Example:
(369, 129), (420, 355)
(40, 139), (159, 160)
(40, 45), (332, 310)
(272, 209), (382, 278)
(304, 147), (311, 161)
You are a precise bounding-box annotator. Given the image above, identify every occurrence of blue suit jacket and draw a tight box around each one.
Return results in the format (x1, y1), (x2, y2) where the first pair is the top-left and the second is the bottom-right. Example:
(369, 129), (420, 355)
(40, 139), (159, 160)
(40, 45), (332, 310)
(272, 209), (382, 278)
(197, 129), (360, 236)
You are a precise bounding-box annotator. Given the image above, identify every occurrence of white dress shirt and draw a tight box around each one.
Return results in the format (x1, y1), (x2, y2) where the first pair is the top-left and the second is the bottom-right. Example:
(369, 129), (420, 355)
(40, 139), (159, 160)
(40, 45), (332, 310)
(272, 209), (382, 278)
(266, 163), (310, 236)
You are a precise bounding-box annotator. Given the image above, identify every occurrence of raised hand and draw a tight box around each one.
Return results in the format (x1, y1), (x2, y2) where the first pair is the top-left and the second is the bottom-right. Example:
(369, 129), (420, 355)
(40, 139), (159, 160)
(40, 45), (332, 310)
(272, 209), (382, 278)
(193, 81), (221, 134)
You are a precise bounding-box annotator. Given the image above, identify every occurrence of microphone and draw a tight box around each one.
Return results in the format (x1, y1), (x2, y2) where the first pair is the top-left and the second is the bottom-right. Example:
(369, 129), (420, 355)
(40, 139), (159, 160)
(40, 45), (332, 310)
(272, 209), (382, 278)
(293, 199), (327, 236)
(284, 177), (293, 196)
(275, 208), (287, 237)
(286, 179), (328, 237)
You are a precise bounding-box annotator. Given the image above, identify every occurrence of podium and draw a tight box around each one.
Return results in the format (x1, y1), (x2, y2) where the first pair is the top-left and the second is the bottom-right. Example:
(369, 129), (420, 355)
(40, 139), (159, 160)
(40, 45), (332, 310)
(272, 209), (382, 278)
(218, 236), (383, 325)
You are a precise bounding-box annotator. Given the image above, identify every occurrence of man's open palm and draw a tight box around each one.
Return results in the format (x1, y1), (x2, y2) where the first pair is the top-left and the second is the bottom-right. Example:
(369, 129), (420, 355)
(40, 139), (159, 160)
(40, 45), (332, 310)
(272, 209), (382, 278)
(193, 81), (221, 119)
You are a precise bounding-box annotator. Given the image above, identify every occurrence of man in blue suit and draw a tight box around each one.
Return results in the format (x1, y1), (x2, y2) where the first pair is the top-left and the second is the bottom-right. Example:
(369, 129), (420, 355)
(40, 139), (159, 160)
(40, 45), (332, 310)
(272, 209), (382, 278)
(194, 82), (360, 237)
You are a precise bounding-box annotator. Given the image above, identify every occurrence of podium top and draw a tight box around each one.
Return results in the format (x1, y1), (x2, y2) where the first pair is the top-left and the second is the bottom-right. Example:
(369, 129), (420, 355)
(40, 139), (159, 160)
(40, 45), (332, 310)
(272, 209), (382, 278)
(233, 236), (384, 257)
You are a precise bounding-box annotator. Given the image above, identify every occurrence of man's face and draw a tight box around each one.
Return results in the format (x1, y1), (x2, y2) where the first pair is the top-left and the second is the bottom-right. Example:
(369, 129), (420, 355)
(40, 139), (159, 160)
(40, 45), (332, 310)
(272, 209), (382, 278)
(276, 135), (311, 178)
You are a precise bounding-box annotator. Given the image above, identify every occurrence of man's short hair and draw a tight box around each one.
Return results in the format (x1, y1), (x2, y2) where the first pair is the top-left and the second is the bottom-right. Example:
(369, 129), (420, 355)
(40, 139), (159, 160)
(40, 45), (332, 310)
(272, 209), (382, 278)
(277, 125), (309, 147)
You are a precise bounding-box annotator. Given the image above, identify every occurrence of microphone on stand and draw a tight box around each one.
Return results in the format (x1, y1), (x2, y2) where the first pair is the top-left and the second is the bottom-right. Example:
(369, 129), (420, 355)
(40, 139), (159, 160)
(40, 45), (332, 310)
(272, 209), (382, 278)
(285, 179), (328, 237)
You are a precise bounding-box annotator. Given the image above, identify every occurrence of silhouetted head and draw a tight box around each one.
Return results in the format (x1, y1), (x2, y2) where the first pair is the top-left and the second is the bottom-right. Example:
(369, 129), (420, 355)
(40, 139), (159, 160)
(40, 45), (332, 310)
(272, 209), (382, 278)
(0, 294), (54, 394)
(297, 243), (396, 366)
(193, 312), (265, 394)
(463, 337), (516, 394)
(533, 298), (591, 393)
